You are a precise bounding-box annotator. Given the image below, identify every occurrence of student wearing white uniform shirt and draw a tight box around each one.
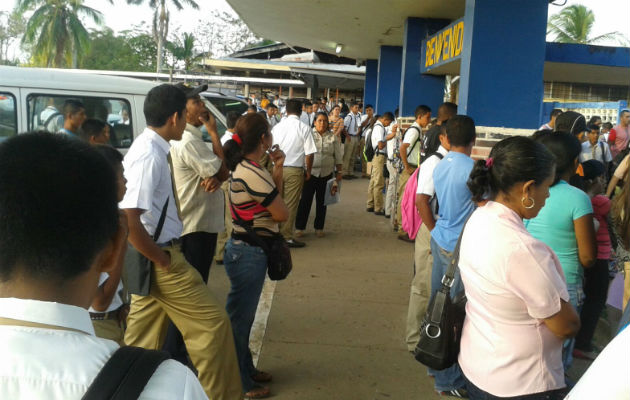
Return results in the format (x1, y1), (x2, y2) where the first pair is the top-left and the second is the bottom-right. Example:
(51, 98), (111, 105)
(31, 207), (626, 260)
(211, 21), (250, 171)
(265, 103), (279, 128)
(120, 84), (242, 399)
(300, 101), (313, 127)
(384, 118), (400, 222)
(367, 112), (394, 214)
(272, 99), (318, 247)
(580, 124), (613, 167)
(0, 132), (208, 399)
(342, 102), (362, 178)
(405, 128), (449, 352)
(357, 104), (374, 178)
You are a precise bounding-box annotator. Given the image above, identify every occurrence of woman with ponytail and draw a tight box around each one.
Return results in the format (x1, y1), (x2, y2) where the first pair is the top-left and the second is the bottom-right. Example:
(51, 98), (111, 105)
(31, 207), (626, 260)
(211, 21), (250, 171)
(458, 136), (580, 399)
(223, 113), (288, 399)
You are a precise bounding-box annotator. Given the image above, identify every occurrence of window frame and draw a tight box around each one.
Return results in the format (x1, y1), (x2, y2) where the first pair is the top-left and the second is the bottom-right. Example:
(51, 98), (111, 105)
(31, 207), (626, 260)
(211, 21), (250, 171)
(0, 91), (18, 140)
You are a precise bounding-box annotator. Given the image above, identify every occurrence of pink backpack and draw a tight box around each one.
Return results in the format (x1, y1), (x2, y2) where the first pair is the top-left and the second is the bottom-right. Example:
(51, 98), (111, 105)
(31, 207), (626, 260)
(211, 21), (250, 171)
(401, 168), (422, 239)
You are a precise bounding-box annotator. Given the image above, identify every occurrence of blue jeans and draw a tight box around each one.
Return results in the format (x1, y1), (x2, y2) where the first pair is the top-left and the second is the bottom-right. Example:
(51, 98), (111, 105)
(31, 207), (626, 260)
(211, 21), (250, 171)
(428, 237), (466, 392)
(224, 238), (268, 392)
(563, 282), (584, 371)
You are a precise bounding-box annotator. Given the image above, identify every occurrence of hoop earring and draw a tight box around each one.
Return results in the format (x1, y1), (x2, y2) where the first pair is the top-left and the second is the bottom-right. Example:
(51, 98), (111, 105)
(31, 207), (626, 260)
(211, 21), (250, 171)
(521, 197), (535, 209)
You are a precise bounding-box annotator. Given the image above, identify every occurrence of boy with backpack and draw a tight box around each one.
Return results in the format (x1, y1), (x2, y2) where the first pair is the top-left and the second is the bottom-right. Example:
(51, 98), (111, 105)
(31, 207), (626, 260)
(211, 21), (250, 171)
(366, 112), (395, 214)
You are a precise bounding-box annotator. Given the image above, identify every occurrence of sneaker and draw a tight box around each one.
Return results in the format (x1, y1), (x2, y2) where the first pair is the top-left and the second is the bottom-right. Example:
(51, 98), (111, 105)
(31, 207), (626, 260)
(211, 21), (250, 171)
(366, 207), (374, 212)
(384, 214), (391, 219)
(295, 230), (304, 238)
(374, 210), (385, 216)
(286, 239), (306, 248)
(436, 388), (468, 398)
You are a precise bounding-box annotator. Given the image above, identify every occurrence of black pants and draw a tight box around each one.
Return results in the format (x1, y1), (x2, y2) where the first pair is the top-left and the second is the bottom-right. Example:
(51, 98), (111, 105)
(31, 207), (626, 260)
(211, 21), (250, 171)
(575, 258), (611, 351)
(464, 374), (567, 399)
(162, 231), (217, 365)
(295, 174), (331, 231)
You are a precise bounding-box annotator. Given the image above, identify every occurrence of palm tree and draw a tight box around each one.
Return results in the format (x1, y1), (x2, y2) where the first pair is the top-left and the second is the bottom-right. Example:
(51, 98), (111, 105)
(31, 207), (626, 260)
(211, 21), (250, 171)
(166, 32), (199, 71)
(127, 0), (199, 73)
(17, 0), (109, 68)
(547, 4), (628, 46)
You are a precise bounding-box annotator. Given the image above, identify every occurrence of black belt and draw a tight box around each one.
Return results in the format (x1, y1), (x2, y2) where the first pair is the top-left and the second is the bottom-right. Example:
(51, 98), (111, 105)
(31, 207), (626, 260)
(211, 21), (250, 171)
(157, 238), (182, 248)
(90, 306), (123, 321)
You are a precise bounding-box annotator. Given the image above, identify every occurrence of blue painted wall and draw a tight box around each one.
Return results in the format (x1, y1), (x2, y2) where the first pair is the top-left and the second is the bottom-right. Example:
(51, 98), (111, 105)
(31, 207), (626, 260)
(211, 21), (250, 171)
(375, 46), (402, 115)
(363, 59), (378, 108)
(545, 42), (630, 67)
(458, 0), (549, 128)
(399, 18), (448, 117)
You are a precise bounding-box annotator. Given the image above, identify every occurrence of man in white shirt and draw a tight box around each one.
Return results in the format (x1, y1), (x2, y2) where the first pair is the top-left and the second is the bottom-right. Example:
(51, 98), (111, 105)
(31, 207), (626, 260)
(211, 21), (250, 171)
(164, 83), (230, 363)
(265, 103), (279, 128)
(357, 104), (374, 178)
(300, 101), (313, 127)
(342, 102), (362, 178)
(0, 132), (208, 399)
(539, 108), (562, 130)
(367, 112), (394, 214)
(272, 99), (317, 247)
(580, 124), (613, 168)
(40, 97), (64, 131)
(397, 105), (431, 240)
(385, 119), (400, 222)
(406, 127), (450, 352)
(120, 84), (242, 399)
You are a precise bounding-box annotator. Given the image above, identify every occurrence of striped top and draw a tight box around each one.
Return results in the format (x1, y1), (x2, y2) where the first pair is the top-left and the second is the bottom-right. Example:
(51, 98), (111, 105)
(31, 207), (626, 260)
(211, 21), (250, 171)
(229, 159), (279, 236)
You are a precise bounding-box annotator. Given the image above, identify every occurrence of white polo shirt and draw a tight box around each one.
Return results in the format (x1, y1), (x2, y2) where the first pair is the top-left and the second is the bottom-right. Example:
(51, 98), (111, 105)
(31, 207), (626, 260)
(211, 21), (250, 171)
(344, 112), (361, 136)
(272, 115), (318, 168)
(0, 297), (207, 399)
(371, 121), (387, 155)
(120, 127), (183, 243)
(403, 122), (423, 166)
(417, 145), (449, 218)
(386, 122), (398, 159)
(579, 140), (613, 163)
(299, 111), (310, 127)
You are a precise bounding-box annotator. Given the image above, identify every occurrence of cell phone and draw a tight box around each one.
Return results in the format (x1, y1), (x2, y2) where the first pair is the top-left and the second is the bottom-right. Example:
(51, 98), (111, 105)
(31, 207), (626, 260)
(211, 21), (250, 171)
(267, 144), (280, 154)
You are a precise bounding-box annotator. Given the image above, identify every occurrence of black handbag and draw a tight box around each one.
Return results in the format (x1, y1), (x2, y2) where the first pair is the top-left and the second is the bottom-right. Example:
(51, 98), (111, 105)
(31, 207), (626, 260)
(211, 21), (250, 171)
(229, 191), (292, 281)
(123, 198), (169, 296)
(414, 221), (468, 370)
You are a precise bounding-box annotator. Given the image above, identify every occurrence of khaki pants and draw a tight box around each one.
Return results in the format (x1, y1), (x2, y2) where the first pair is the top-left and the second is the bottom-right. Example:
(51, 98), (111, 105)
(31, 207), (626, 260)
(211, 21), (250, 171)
(366, 154), (386, 212)
(342, 136), (359, 176)
(280, 167), (305, 240)
(92, 319), (125, 346)
(396, 167), (416, 233)
(215, 181), (233, 262)
(124, 245), (242, 399)
(406, 223), (433, 351)
(356, 137), (367, 175)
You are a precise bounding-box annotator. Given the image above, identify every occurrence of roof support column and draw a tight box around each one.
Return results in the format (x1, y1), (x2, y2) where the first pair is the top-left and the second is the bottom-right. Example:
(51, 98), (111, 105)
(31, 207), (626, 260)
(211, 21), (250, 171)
(375, 46), (402, 115)
(399, 18), (449, 117)
(458, 0), (548, 128)
(363, 59), (378, 108)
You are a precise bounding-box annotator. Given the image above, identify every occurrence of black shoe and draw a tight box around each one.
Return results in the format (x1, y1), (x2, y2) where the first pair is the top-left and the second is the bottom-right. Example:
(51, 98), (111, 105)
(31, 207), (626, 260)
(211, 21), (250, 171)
(214, 259), (224, 265)
(436, 388), (468, 398)
(384, 214), (391, 219)
(374, 210), (385, 216)
(397, 233), (414, 243)
(366, 208), (374, 212)
(286, 239), (306, 248)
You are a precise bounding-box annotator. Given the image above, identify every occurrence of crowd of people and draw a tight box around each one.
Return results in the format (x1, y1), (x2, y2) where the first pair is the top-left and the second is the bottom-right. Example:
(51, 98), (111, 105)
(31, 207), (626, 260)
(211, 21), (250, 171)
(0, 79), (628, 399)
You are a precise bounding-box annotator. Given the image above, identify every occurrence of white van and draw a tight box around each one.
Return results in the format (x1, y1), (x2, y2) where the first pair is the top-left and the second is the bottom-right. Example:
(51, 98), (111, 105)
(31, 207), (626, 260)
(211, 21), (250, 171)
(0, 66), (241, 149)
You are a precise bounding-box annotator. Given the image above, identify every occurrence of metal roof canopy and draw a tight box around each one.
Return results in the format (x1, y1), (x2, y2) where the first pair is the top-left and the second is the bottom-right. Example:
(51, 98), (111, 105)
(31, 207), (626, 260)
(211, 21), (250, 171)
(226, 0), (465, 60)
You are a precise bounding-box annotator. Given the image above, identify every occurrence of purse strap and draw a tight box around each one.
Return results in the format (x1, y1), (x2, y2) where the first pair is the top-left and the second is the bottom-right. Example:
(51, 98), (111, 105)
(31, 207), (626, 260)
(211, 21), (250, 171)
(227, 184), (271, 253)
(441, 214), (472, 294)
(152, 197), (170, 242)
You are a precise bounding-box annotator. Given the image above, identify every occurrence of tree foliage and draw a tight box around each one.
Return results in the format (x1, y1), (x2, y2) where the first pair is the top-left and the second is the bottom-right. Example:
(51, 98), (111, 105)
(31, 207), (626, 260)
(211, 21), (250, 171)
(193, 10), (266, 59)
(165, 31), (199, 71)
(0, 10), (26, 65)
(547, 4), (629, 46)
(80, 27), (157, 72)
(16, 0), (110, 68)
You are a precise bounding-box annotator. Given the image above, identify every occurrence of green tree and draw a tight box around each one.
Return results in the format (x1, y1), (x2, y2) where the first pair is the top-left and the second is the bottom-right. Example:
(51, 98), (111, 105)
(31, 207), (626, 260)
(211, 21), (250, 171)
(166, 32), (199, 71)
(127, 0), (199, 73)
(0, 10), (26, 65)
(547, 4), (628, 45)
(80, 27), (157, 72)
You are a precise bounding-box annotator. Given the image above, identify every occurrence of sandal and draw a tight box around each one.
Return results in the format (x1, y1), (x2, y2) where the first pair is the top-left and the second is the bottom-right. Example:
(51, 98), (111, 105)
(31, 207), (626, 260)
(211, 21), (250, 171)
(251, 370), (273, 383)
(244, 385), (270, 399)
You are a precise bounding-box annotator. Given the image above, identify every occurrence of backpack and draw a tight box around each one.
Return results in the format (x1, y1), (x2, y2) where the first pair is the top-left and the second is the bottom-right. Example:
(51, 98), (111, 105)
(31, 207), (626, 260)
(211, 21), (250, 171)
(421, 125), (443, 164)
(363, 126), (375, 162)
(81, 346), (169, 400)
(403, 125), (422, 164)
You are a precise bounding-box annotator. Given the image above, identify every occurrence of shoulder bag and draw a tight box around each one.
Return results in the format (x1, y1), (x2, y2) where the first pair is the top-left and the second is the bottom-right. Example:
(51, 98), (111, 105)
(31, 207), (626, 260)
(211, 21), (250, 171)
(414, 219), (468, 370)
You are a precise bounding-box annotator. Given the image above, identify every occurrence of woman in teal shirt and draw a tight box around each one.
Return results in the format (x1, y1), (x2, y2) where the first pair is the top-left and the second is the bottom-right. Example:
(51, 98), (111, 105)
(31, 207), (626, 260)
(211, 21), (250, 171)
(525, 132), (597, 372)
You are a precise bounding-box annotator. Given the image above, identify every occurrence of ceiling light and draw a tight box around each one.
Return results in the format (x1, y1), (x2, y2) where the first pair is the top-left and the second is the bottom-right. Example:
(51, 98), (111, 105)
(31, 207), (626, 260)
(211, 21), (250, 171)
(335, 44), (343, 54)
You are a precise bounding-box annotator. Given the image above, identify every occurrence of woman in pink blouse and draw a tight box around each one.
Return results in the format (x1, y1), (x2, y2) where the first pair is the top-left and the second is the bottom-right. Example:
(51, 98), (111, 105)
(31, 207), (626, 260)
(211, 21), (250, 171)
(459, 136), (580, 399)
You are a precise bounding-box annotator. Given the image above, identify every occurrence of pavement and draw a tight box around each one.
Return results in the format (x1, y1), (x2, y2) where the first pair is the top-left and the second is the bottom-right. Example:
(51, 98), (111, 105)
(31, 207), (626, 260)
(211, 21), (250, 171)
(207, 175), (620, 399)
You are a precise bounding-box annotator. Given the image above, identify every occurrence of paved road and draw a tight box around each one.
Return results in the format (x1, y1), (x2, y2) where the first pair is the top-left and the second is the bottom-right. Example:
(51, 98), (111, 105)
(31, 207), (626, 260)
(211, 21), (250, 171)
(210, 177), (441, 399)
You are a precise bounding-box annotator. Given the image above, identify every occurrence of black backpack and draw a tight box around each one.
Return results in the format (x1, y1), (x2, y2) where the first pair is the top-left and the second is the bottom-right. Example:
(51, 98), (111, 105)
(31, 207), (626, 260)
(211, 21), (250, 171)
(363, 126), (375, 162)
(81, 346), (169, 400)
(421, 125), (443, 164)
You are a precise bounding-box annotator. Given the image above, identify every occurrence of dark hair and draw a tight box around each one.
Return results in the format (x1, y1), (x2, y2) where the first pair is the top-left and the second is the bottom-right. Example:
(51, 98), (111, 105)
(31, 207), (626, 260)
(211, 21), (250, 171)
(550, 108), (563, 118)
(381, 112), (395, 121)
(440, 102), (457, 117)
(92, 144), (123, 169)
(555, 111), (586, 136)
(224, 113), (270, 171)
(79, 119), (107, 142)
(350, 102), (359, 108)
(445, 115), (476, 147)
(247, 105), (258, 112)
(587, 116), (601, 126)
(587, 123), (600, 132)
(534, 131), (581, 184)
(468, 136), (555, 202)
(226, 111), (240, 129)
(621, 109), (630, 116)
(0, 133), (118, 282)
(63, 99), (85, 117)
(602, 122), (613, 130)
(414, 105), (431, 119)
(365, 104), (374, 110)
(286, 99), (302, 115)
(532, 129), (553, 139)
(144, 84), (186, 127)
(304, 101), (312, 107)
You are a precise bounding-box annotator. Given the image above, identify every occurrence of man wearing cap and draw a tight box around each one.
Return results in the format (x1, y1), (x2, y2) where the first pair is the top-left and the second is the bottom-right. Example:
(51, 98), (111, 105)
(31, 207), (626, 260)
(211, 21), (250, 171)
(162, 83), (230, 363)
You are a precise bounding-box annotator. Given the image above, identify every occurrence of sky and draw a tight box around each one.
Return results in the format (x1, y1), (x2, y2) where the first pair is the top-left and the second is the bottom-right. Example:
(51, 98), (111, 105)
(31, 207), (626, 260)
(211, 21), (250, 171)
(1, 0), (629, 61)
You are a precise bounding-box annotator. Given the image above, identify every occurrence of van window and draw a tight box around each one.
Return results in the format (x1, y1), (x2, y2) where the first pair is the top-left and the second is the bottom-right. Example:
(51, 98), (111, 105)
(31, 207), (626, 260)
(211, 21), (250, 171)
(205, 97), (248, 116)
(27, 94), (133, 148)
(200, 111), (228, 143)
(0, 92), (17, 141)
